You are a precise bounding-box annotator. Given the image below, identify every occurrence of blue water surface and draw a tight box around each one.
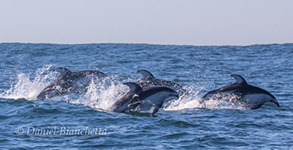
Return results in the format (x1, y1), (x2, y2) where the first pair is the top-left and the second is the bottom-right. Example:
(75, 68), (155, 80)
(0, 43), (292, 149)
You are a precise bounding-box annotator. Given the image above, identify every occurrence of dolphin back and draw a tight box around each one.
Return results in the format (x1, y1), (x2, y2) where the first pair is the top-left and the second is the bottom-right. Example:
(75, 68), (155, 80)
(136, 69), (186, 96)
(200, 74), (279, 109)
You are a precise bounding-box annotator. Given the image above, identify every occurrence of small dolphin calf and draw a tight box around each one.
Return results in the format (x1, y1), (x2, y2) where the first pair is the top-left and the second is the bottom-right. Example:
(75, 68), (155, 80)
(110, 82), (179, 114)
(136, 70), (186, 96)
(201, 74), (280, 109)
(36, 67), (107, 100)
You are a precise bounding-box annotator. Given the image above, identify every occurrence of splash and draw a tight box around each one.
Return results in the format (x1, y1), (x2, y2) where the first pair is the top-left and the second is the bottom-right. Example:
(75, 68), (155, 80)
(0, 65), (57, 100)
(164, 86), (246, 111)
(70, 77), (129, 111)
(164, 86), (204, 111)
(200, 93), (247, 110)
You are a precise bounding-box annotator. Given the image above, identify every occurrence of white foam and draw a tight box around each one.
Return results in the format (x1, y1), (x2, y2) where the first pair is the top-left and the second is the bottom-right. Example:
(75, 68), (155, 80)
(0, 65), (56, 100)
(164, 87), (246, 111)
(200, 93), (247, 110)
(70, 77), (129, 111)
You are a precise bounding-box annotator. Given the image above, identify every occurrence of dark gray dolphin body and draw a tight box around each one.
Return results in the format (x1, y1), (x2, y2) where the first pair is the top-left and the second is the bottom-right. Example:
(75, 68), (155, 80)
(110, 82), (179, 114)
(136, 70), (186, 96)
(36, 67), (107, 100)
(201, 74), (280, 109)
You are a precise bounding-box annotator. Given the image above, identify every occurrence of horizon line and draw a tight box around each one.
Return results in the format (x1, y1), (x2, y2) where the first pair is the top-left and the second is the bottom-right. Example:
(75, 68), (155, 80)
(1, 41), (292, 47)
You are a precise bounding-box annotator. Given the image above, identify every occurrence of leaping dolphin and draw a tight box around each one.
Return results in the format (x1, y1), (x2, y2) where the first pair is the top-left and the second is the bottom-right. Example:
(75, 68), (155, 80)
(136, 70), (186, 96)
(36, 67), (107, 100)
(110, 82), (179, 114)
(201, 74), (280, 109)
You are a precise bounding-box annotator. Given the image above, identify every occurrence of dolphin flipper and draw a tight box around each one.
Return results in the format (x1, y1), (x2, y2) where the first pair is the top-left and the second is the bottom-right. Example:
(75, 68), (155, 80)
(127, 100), (161, 114)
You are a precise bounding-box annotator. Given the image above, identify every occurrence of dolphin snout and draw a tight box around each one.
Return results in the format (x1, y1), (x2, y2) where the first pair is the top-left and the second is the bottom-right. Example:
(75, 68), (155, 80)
(170, 92), (179, 98)
(36, 93), (46, 100)
(163, 92), (179, 102)
(271, 98), (280, 107)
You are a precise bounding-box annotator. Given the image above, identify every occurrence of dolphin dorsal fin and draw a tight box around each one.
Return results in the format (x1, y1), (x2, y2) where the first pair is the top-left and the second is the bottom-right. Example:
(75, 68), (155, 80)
(231, 74), (247, 85)
(137, 70), (155, 80)
(123, 82), (143, 94)
(53, 67), (71, 76)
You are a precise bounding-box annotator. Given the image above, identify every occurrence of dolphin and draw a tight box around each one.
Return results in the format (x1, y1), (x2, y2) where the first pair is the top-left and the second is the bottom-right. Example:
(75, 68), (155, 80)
(201, 74), (280, 109)
(36, 67), (107, 100)
(110, 82), (179, 114)
(136, 70), (186, 96)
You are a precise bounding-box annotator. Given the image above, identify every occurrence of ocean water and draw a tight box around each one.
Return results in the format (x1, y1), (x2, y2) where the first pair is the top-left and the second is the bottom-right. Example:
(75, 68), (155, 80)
(0, 43), (292, 149)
